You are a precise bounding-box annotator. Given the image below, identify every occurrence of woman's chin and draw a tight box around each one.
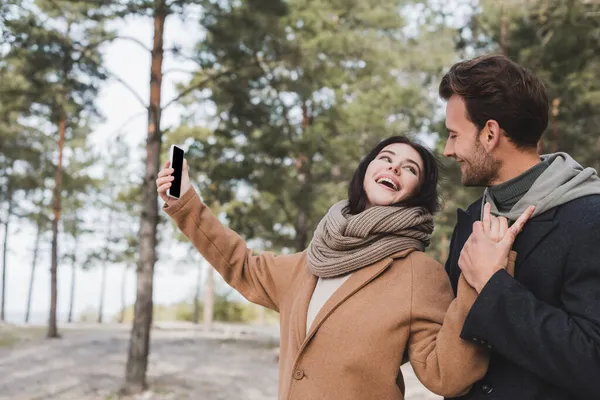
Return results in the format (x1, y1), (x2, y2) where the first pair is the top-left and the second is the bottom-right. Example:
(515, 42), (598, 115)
(366, 194), (399, 208)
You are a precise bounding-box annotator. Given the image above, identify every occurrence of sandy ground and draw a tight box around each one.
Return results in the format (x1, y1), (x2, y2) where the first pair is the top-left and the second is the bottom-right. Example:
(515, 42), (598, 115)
(0, 322), (441, 400)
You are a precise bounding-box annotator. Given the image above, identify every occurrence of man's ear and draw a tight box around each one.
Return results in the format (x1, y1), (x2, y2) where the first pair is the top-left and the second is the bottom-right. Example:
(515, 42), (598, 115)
(480, 120), (502, 151)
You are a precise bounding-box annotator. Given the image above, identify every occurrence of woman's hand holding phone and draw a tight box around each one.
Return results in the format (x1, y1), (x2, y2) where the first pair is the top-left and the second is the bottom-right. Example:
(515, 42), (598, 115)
(156, 159), (191, 206)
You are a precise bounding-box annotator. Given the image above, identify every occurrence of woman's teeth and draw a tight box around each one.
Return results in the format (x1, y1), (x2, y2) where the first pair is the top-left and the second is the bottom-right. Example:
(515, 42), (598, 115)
(376, 177), (398, 191)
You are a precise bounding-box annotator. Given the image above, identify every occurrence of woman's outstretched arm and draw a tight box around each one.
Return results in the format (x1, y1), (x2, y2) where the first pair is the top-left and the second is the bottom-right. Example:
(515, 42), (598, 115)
(158, 160), (303, 312)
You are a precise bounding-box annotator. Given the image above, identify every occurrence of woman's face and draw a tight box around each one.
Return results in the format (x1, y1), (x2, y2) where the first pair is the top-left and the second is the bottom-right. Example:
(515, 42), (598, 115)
(363, 143), (424, 208)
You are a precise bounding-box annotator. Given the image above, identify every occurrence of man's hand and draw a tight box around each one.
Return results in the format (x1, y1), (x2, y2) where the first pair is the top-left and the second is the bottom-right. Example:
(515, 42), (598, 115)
(459, 203), (535, 293)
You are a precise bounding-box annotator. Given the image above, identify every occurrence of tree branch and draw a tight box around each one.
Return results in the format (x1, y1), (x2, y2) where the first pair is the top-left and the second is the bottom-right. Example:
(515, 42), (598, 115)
(114, 35), (152, 53)
(161, 50), (298, 111)
(163, 68), (196, 77)
(105, 70), (148, 110)
(164, 47), (203, 68)
(161, 69), (233, 111)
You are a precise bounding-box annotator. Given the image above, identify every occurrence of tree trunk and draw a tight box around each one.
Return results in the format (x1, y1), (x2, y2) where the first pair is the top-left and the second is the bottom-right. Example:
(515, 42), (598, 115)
(295, 105), (312, 253)
(123, 2), (167, 394)
(294, 210), (309, 252)
(97, 262), (108, 324)
(1, 189), (12, 322)
(67, 235), (78, 323)
(98, 206), (115, 324)
(118, 266), (128, 324)
(25, 213), (42, 324)
(203, 266), (214, 328)
(48, 114), (66, 339)
(193, 259), (203, 324)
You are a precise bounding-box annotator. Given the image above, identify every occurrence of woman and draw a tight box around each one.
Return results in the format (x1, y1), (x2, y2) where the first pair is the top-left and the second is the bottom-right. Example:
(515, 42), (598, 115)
(156, 136), (492, 400)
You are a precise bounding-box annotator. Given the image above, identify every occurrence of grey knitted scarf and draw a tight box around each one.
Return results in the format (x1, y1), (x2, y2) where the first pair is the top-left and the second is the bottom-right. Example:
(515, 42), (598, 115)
(306, 200), (434, 278)
(482, 152), (600, 221)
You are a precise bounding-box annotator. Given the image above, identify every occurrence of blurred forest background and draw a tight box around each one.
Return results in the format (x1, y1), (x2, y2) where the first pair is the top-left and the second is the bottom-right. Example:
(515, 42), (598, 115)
(0, 0), (598, 396)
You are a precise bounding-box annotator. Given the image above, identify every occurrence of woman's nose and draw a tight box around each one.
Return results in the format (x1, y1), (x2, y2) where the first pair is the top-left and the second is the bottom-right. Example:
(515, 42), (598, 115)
(388, 165), (400, 175)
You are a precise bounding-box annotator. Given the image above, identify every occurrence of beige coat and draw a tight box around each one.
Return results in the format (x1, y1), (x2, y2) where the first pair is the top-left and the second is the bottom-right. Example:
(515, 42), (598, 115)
(164, 189), (493, 400)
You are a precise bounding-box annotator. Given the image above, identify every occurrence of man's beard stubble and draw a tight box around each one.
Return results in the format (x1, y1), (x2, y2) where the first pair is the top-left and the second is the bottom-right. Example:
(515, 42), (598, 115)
(461, 141), (501, 187)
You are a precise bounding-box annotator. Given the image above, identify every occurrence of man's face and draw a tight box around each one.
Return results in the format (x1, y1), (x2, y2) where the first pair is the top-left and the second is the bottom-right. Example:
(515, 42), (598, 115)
(443, 95), (500, 186)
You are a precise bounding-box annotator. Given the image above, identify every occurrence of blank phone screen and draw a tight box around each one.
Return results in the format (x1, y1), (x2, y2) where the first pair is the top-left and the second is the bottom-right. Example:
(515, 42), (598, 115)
(171, 146), (184, 198)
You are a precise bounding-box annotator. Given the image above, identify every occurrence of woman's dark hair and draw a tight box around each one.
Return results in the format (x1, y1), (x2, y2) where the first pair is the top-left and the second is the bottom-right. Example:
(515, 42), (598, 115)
(347, 136), (440, 215)
(439, 54), (549, 149)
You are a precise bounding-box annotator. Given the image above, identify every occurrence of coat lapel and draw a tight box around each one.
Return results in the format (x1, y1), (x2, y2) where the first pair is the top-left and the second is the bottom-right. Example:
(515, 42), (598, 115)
(295, 252), (406, 355)
(457, 208), (475, 230)
(292, 268), (317, 348)
(512, 208), (559, 266)
(456, 206), (479, 246)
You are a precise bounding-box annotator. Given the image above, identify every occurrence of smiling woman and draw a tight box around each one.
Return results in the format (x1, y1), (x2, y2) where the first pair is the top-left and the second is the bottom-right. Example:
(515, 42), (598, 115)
(348, 136), (440, 215)
(156, 135), (489, 400)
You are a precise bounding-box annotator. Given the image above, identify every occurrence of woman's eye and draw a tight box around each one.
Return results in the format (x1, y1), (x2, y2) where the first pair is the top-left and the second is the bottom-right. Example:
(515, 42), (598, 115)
(404, 166), (417, 175)
(379, 156), (392, 162)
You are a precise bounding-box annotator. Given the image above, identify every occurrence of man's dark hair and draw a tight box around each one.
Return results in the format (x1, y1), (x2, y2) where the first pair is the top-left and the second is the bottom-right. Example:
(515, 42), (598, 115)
(439, 54), (549, 148)
(347, 136), (440, 215)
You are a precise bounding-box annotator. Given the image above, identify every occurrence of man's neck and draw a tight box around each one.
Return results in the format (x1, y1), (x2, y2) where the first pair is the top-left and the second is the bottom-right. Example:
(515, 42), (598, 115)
(491, 152), (541, 186)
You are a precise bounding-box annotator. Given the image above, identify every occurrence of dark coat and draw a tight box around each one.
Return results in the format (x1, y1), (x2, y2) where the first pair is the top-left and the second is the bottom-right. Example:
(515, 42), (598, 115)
(445, 194), (600, 400)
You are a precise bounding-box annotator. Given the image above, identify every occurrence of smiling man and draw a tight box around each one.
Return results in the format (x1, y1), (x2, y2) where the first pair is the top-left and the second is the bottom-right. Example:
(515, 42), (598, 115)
(439, 54), (600, 400)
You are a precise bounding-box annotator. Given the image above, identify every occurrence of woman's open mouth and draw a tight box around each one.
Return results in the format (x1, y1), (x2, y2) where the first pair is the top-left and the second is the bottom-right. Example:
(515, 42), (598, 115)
(376, 177), (399, 192)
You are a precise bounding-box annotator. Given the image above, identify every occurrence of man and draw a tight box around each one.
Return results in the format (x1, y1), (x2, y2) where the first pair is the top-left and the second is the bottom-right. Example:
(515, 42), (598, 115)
(440, 54), (600, 399)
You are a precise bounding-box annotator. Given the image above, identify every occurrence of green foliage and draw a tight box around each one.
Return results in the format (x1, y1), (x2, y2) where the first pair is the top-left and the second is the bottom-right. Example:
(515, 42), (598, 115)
(1, 0), (112, 124)
(175, 0), (454, 252)
(459, 0), (600, 167)
(0, 0), (113, 263)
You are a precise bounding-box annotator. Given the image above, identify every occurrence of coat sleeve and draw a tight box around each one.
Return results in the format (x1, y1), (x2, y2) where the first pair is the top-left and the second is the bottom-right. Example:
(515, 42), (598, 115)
(407, 252), (490, 397)
(163, 188), (303, 312)
(460, 214), (600, 397)
(444, 225), (460, 295)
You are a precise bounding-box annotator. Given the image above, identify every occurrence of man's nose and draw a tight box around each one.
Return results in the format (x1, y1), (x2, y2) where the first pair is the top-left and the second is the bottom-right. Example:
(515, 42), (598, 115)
(443, 140), (454, 158)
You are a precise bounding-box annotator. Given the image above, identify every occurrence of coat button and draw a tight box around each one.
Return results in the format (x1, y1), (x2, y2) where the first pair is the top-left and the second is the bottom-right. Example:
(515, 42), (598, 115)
(481, 383), (494, 395)
(293, 368), (305, 380)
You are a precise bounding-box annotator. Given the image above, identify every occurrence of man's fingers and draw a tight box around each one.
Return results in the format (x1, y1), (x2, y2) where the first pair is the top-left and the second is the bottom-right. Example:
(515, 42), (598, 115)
(499, 217), (509, 238)
(472, 220), (484, 235)
(491, 216), (500, 241)
(503, 205), (536, 245)
(511, 205), (536, 234)
(482, 202), (492, 234)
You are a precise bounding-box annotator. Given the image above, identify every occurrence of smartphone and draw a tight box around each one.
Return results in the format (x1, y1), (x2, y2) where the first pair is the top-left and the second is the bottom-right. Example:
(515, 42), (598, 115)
(167, 145), (185, 199)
